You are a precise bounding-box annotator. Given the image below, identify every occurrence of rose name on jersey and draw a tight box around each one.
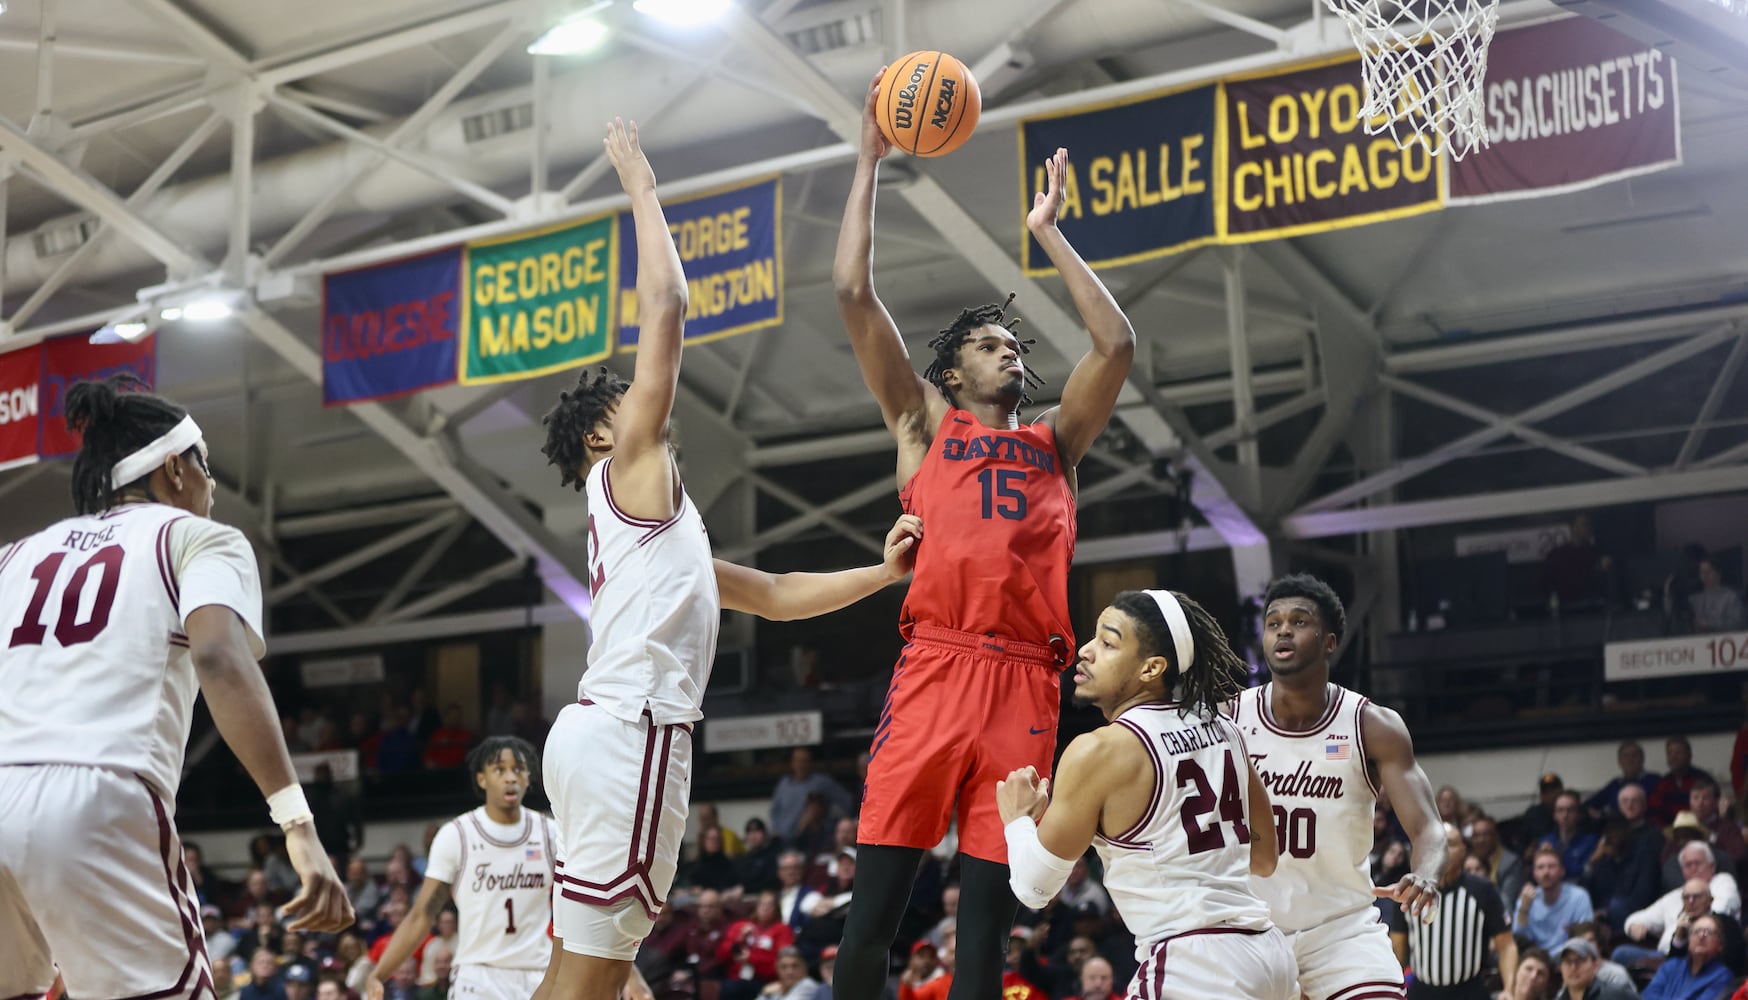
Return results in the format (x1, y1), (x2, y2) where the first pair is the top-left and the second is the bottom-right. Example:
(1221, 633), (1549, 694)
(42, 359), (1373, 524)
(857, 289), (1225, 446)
(469, 861), (549, 893)
(1248, 753), (1344, 799)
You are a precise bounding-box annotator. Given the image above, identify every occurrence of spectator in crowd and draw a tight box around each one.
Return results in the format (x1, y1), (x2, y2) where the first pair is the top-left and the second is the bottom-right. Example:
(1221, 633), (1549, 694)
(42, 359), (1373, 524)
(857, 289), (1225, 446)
(687, 825), (744, 893)
(769, 749), (853, 843)
(1667, 907), (1745, 978)
(203, 905), (237, 965)
(1588, 742), (1661, 821)
(241, 949), (286, 1000)
(814, 818), (859, 882)
(419, 910), (458, 986)
(1523, 774), (1566, 847)
(1689, 559), (1745, 633)
(1562, 923), (1638, 997)
(899, 935), (955, 1000)
(1651, 738), (1715, 828)
(798, 849), (857, 958)
(1071, 957), (1115, 1000)
(315, 980), (344, 1000)
(776, 850), (820, 934)
(370, 899), (419, 962)
(1017, 927), (1095, 1000)
(1517, 847), (1595, 952)
(1373, 803), (1410, 885)
(1640, 913), (1732, 1000)
(1689, 779), (1747, 864)
(1668, 840), (1743, 916)
(412, 822), (441, 877)
(762, 947), (821, 1000)
(511, 698), (548, 745)
(279, 931), (306, 969)
(422, 704), (473, 770)
(1390, 824), (1517, 1000)
(183, 841), (224, 907)
(1543, 513), (1612, 606)
(1512, 948), (1555, 1000)
(1004, 930), (1050, 1000)
(343, 858), (383, 927)
(376, 708), (420, 776)
(418, 952), (452, 1000)
(789, 794), (837, 860)
(740, 818), (782, 894)
(381, 958), (421, 1000)
(720, 891), (794, 1000)
(337, 932), (373, 993)
(384, 845), (421, 896)
(1587, 813), (1666, 932)
(1551, 939), (1636, 1000)
(1475, 816), (1528, 903)
(214, 960), (239, 1000)
(1541, 791), (1601, 880)
(697, 802), (745, 857)
(1664, 545), (1709, 634)
(307, 763), (362, 870)
(924, 884), (960, 950)
(1437, 786), (1466, 827)
(1374, 839), (1412, 889)
(1617, 875), (1719, 966)
(408, 689), (441, 743)
(250, 835), (301, 896)
(283, 965), (313, 1000)
(639, 902), (696, 988)
(483, 684), (516, 737)
(685, 889), (732, 985)
(817, 944), (837, 1000)
(238, 903), (284, 958)
(1056, 857), (1113, 916)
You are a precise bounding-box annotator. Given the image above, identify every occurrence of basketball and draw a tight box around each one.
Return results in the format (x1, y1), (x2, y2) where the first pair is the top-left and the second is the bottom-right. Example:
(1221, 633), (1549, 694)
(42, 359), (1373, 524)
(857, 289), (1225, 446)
(876, 51), (982, 158)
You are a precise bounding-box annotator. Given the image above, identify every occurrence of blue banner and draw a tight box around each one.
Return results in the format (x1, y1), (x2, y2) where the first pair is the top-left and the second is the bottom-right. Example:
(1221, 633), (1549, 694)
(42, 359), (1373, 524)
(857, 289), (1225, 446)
(322, 247), (462, 406)
(618, 176), (783, 349)
(1020, 84), (1219, 275)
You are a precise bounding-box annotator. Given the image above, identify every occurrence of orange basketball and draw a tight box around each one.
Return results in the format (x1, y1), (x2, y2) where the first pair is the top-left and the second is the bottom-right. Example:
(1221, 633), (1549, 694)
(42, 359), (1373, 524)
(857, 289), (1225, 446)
(877, 51), (982, 158)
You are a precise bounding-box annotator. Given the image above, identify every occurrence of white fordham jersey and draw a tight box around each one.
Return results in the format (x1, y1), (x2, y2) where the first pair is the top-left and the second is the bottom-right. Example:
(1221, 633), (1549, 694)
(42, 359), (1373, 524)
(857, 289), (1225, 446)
(580, 456), (720, 726)
(0, 503), (265, 798)
(424, 807), (563, 971)
(1231, 683), (1379, 932)
(1093, 703), (1273, 946)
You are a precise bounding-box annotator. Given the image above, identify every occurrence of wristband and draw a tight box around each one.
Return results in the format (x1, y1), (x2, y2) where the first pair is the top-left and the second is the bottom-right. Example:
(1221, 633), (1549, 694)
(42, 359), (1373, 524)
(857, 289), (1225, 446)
(268, 784), (315, 830)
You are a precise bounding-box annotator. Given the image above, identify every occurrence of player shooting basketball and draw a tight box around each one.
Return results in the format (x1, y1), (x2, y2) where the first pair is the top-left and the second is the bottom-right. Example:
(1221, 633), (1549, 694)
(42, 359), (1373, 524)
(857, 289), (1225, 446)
(829, 66), (1136, 1000)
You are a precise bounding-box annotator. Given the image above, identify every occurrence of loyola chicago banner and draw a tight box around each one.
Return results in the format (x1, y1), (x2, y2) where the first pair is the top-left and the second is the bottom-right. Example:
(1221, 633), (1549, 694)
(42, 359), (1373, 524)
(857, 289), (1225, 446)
(460, 213), (617, 385)
(618, 176), (783, 349)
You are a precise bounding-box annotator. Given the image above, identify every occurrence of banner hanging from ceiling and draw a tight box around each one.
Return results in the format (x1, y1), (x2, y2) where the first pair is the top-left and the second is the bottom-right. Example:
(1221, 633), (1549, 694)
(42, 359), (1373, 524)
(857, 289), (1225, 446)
(459, 212), (618, 385)
(322, 247), (461, 406)
(0, 344), (41, 471)
(37, 333), (157, 458)
(618, 175), (784, 349)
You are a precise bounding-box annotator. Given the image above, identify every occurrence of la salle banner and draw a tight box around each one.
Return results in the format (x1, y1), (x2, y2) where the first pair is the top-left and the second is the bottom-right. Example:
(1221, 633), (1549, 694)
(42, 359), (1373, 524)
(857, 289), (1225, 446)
(619, 176), (784, 348)
(460, 213), (617, 385)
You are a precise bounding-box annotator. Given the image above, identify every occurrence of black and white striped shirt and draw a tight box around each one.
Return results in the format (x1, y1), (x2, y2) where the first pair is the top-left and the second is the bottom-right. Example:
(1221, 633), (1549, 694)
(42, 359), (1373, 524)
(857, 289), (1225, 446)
(1389, 873), (1508, 986)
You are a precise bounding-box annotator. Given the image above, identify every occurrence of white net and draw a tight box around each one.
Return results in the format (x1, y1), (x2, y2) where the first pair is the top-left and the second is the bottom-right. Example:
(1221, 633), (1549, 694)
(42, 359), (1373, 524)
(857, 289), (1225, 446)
(1321, 0), (1501, 160)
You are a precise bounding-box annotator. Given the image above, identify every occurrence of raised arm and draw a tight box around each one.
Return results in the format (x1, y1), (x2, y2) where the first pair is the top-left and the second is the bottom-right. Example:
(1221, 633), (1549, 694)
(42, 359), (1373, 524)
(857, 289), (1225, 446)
(833, 68), (946, 458)
(1365, 704), (1447, 922)
(604, 117), (685, 518)
(713, 515), (920, 621)
(1028, 148), (1135, 468)
(998, 731), (1129, 909)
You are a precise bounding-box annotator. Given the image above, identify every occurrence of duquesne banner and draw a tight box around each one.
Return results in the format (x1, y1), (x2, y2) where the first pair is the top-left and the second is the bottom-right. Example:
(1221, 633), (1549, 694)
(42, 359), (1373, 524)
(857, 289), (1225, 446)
(322, 247), (461, 406)
(460, 212), (617, 385)
(619, 176), (783, 349)
(0, 332), (158, 467)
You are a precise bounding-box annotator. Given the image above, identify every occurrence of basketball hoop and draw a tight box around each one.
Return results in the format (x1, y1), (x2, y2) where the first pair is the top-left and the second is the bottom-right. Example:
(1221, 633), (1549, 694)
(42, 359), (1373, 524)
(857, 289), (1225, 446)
(1320, 0), (1501, 160)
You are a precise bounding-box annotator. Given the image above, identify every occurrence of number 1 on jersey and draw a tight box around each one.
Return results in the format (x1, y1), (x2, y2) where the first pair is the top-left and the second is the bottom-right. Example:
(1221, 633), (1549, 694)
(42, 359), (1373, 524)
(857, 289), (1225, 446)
(504, 898), (516, 934)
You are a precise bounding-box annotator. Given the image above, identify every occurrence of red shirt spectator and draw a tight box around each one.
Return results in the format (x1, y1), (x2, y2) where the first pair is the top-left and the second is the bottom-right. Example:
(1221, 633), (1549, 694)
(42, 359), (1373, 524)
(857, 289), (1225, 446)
(422, 706), (473, 770)
(718, 893), (793, 983)
(1650, 737), (1715, 827)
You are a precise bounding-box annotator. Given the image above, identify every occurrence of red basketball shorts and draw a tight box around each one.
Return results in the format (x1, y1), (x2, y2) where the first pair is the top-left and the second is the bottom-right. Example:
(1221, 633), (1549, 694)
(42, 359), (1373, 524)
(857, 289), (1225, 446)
(857, 624), (1062, 864)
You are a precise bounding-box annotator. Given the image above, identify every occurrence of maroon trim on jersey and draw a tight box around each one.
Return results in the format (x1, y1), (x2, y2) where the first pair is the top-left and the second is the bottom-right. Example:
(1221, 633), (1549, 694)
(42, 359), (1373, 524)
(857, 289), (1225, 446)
(456, 818), (469, 887)
(0, 539), (25, 579)
(133, 776), (215, 1000)
(1326, 981), (1405, 1000)
(636, 500), (689, 548)
(1108, 718), (1164, 845)
(168, 635), (190, 649)
(1135, 926), (1268, 1000)
(469, 810), (533, 849)
(1256, 683), (1344, 739)
(601, 459), (665, 527)
(552, 717), (686, 922)
(154, 517), (189, 609)
(540, 814), (557, 883)
(1353, 696), (1381, 799)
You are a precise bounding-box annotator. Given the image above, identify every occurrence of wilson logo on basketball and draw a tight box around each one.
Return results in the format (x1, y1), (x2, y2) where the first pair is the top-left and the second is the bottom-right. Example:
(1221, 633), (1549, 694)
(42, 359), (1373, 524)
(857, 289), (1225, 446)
(893, 61), (931, 131)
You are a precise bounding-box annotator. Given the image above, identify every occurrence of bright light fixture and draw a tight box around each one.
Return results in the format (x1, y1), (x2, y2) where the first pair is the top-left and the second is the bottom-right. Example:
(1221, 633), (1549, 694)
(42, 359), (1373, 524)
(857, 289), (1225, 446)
(633, 0), (732, 27)
(159, 306), (184, 322)
(181, 299), (234, 322)
(112, 321), (150, 341)
(529, 2), (614, 54)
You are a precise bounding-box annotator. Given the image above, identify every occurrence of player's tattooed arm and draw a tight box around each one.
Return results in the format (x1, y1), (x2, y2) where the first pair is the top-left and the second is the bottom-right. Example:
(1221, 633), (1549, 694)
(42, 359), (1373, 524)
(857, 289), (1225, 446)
(1364, 704), (1447, 923)
(422, 881), (452, 920)
(365, 877), (452, 1000)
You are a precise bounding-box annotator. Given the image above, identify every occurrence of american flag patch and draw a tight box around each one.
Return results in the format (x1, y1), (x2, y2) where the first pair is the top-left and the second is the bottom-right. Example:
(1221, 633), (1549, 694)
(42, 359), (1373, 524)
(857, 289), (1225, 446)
(526, 847), (543, 861)
(1325, 743), (1351, 761)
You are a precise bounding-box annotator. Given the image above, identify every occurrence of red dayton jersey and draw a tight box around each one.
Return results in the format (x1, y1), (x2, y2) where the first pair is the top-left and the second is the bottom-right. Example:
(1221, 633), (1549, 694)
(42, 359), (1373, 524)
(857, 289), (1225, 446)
(898, 408), (1075, 649)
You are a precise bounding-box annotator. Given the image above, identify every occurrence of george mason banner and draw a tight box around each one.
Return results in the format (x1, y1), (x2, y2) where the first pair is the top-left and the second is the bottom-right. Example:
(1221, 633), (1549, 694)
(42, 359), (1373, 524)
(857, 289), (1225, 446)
(619, 176), (783, 348)
(460, 213), (617, 385)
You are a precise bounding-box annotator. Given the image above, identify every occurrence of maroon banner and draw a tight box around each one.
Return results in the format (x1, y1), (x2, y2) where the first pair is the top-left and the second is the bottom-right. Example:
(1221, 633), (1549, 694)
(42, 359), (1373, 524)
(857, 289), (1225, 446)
(1451, 16), (1680, 204)
(0, 344), (40, 470)
(38, 333), (157, 458)
(1221, 57), (1443, 242)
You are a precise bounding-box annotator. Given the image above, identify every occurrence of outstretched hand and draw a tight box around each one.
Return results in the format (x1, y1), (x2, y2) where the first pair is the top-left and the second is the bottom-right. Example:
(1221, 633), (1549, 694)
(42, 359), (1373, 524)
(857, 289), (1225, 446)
(1027, 146), (1069, 232)
(1373, 872), (1440, 924)
(860, 66), (893, 161)
(996, 765), (1051, 825)
(882, 514), (923, 580)
(604, 117), (657, 195)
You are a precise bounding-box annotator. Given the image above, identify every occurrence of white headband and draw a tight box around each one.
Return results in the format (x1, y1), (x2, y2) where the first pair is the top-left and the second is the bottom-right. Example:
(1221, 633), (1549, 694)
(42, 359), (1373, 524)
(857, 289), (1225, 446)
(1145, 589), (1196, 672)
(111, 415), (203, 490)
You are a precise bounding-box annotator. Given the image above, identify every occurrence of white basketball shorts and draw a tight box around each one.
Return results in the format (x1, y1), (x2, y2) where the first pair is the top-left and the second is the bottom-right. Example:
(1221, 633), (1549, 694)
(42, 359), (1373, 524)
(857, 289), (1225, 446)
(0, 763), (214, 1000)
(1128, 925), (1298, 1000)
(449, 964), (546, 1000)
(1286, 905), (1406, 1000)
(545, 700), (694, 961)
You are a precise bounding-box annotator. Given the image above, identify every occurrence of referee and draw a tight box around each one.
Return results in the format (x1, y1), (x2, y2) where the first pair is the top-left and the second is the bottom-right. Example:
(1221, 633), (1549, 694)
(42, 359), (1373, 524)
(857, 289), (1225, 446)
(1390, 824), (1519, 1000)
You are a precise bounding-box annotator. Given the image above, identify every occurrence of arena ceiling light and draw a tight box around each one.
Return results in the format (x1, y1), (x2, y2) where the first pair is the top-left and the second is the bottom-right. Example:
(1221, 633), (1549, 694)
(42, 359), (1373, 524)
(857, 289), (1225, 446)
(529, 2), (613, 54)
(633, 0), (733, 27)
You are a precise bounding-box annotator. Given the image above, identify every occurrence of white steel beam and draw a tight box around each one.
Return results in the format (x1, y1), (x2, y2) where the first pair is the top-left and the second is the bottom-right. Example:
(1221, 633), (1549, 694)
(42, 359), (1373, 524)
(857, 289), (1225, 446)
(0, 32), (206, 67)
(1381, 374), (1649, 477)
(1175, 0), (1292, 45)
(1384, 302), (1748, 373)
(254, 1), (525, 87)
(1072, 525), (1230, 563)
(125, 0), (252, 76)
(1285, 465), (1748, 538)
(1676, 330), (1748, 469)
(1222, 249), (1261, 503)
(1299, 325), (1738, 514)
(380, 555), (524, 624)
(267, 509), (465, 603)
(1696, 437), (1748, 470)
(275, 496), (459, 538)
(281, 87), (391, 124)
(716, 476), (894, 562)
(747, 473), (886, 557)
(272, 602), (576, 655)
(1203, 388), (1326, 451)
(367, 515), (472, 623)
(30, 0), (57, 138)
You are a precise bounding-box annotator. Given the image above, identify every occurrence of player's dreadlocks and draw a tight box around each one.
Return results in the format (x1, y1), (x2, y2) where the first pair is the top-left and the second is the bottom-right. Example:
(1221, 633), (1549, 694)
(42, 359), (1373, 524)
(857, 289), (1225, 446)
(1111, 589), (1249, 720)
(540, 365), (628, 491)
(64, 374), (198, 516)
(922, 292), (1046, 408)
(466, 735), (541, 801)
(1263, 573), (1348, 640)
